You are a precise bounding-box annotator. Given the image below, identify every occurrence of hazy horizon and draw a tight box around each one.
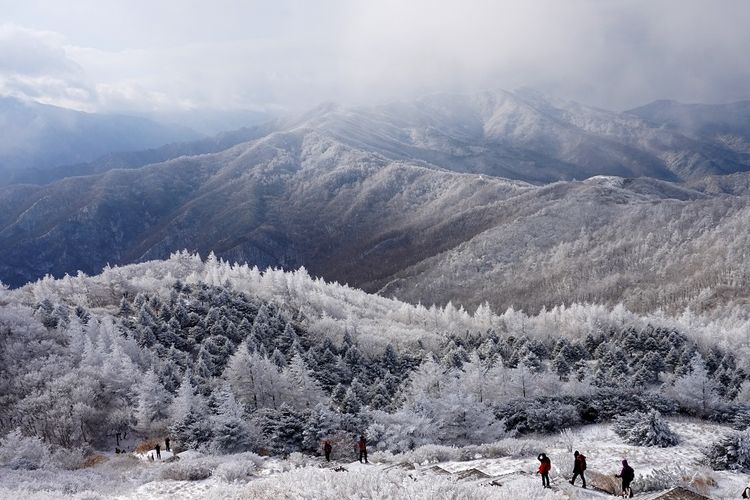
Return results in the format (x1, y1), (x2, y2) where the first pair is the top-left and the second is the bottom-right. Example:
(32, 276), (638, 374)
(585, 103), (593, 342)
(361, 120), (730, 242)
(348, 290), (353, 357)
(2, 0), (750, 116)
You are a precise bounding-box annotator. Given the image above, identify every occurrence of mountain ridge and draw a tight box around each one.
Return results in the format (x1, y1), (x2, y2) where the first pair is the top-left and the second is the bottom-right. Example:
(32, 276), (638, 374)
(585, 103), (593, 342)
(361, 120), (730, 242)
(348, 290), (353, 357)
(1, 90), (749, 315)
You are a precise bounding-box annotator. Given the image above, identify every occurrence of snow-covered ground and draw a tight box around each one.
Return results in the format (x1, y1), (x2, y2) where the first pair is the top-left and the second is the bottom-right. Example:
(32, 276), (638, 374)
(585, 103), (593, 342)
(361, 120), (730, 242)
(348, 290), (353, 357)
(1, 419), (747, 499)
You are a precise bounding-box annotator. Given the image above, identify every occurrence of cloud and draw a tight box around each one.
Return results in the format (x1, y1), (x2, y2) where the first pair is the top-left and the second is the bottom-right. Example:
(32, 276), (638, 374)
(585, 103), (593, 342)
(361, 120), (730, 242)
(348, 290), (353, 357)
(2, 1), (750, 113)
(0, 24), (96, 109)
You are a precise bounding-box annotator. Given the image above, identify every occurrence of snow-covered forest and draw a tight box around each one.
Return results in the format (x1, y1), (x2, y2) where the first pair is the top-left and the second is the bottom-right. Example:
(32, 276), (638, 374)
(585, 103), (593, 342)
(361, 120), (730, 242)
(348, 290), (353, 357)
(1, 253), (749, 497)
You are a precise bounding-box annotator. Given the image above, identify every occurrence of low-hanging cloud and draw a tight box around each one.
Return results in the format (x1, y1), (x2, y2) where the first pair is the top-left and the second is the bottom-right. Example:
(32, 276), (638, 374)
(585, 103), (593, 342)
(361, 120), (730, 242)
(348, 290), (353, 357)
(1, 0), (749, 113)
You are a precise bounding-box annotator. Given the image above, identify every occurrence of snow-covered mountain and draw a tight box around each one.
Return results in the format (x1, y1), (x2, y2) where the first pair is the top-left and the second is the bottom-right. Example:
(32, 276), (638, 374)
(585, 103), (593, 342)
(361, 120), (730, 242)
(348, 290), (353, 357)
(1, 90), (749, 315)
(0, 96), (201, 185)
(296, 90), (750, 182)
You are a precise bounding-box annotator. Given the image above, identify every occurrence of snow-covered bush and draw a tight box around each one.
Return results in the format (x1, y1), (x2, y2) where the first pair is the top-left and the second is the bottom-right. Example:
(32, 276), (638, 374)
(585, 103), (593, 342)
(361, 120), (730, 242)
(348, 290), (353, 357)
(371, 437), (545, 465)
(732, 406), (750, 430)
(161, 460), (214, 480)
(50, 447), (87, 470)
(558, 428), (576, 452)
(612, 411), (679, 447)
(0, 429), (51, 470)
(496, 399), (580, 434)
(633, 465), (716, 495)
(215, 460), (257, 482)
(288, 451), (314, 468)
(236, 465), (557, 500)
(704, 428), (750, 471)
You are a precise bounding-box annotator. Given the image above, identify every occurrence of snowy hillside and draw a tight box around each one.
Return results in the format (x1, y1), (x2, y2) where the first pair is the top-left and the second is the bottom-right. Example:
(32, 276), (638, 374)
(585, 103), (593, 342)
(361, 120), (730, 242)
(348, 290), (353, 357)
(1, 255), (749, 497)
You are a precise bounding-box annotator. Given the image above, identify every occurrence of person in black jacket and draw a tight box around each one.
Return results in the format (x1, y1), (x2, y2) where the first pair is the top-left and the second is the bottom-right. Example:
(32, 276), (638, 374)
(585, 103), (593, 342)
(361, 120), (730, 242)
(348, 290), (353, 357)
(615, 459), (634, 498)
(357, 435), (368, 463)
(323, 440), (333, 462)
(570, 450), (587, 488)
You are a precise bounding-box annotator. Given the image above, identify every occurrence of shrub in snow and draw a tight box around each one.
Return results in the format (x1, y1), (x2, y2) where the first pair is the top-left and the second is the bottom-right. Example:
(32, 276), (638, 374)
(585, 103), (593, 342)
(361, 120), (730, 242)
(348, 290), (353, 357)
(732, 406), (750, 430)
(215, 460), (257, 482)
(161, 460), (214, 481)
(704, 428), (750, 471)
(0, 429), (51, 470)
(495, 399), (580, 434)
(633, 465), (716, 495)
(50, 447), (86, 470)
(287, 451), (314, 468)
(372, 438), (544, 465)
(236, 465), (557, 500)
(612, 411), (679, 447)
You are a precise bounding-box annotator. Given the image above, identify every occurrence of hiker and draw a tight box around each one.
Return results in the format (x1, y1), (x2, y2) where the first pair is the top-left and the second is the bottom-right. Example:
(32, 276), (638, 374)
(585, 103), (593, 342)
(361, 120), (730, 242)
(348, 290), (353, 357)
(615, 459), (634, 498)
(165, 437), (170, 452)
(358, 435), (368, 464)
(324, 440), (333, 462)
(155, 443), (161, 459)
(570, 450), (587, 488)
(742, 481), (750, 498)
(537, 453), (551, 488)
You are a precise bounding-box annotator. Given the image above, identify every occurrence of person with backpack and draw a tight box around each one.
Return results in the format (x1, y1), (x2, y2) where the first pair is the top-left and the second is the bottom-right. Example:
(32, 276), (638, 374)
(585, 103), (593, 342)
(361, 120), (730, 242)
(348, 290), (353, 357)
(323, 440), (333, 462)
(357, 435), (368, 464)
(615, 459), (635, 498)
(155, 443), (161, 460)
(570, 450), (587, 488)
(537, 453), (551, 488)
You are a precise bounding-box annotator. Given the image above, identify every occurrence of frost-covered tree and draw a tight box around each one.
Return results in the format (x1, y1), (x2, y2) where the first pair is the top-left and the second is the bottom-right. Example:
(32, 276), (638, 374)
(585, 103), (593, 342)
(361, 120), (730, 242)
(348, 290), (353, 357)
(135, 370), (172, 436)
(705, 428), (750, 471)
(613, 411), (679, 447)
(285, 353), (324, 409)
(669, 353), (721, 416)
(169, 372), (211, 449)
(210, 385), (258, 454)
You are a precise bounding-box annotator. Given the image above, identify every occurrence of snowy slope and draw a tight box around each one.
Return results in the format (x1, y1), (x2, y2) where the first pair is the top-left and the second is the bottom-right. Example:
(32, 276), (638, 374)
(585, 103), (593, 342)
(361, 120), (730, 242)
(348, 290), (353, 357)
(1, 420), (746, 499)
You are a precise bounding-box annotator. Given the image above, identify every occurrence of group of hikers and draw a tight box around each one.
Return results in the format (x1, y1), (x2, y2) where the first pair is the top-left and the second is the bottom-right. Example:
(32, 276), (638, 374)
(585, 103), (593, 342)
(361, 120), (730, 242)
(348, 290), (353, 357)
(537, 451), (635, 497)
(145, 437), (171, 461)
(321, 435), (368, 464)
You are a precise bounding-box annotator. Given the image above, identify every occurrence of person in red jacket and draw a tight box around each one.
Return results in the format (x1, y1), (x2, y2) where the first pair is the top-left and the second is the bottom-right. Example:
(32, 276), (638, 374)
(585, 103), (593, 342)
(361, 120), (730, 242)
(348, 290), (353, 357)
(537, 453), (551, 488)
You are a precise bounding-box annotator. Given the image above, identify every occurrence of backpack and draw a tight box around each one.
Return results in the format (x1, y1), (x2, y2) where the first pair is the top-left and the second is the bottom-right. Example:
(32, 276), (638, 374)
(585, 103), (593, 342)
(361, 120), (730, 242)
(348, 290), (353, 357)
(579, 455), (587, 471)
(623, 465), (634, 482)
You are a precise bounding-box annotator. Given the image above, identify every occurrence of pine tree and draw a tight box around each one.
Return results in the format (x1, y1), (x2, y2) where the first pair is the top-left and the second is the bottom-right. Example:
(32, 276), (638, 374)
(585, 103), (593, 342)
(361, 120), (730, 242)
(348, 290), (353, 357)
(671, 353), (721, 416)
(271, 348), (287, 368)
(135, 369), (173, 435)
(341, 387), (362, 414)
(118, 297), (134, 317)
(552, 352), (572, 381)
(613, 410), (678, 447)
(285, 353), (323, 409)
(211, 385), (256, 454)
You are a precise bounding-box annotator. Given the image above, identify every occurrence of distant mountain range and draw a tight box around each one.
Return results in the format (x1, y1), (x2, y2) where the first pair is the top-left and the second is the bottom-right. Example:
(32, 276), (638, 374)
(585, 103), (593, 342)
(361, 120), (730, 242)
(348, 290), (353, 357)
(1, 90), (749, 314)
(0, 96), (203, 185)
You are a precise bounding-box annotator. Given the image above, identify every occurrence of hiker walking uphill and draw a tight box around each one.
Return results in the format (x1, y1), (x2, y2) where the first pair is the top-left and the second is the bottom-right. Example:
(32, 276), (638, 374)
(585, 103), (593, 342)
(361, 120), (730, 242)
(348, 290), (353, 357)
(570, 450), (587, 488)
(357, 435), (368, 464)
(155, 443), (161, 460)
(615, 459), (635, 498)
(537, 453), (551, 488)
(323, 440), (332, 462)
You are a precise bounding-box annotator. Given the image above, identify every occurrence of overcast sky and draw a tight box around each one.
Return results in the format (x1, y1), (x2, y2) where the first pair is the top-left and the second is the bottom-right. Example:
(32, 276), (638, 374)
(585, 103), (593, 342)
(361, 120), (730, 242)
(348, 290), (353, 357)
(1, 0), (749, 114)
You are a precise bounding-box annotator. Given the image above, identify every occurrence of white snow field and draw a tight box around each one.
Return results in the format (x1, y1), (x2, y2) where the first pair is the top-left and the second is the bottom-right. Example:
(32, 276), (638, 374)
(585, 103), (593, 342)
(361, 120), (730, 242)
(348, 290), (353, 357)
(0, 419), (747, 499)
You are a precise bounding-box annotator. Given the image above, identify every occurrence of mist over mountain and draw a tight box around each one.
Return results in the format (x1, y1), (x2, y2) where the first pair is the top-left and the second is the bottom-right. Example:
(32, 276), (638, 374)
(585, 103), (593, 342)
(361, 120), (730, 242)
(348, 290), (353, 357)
(1, 90), (749, 316)
(0, 96), (201, 185)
